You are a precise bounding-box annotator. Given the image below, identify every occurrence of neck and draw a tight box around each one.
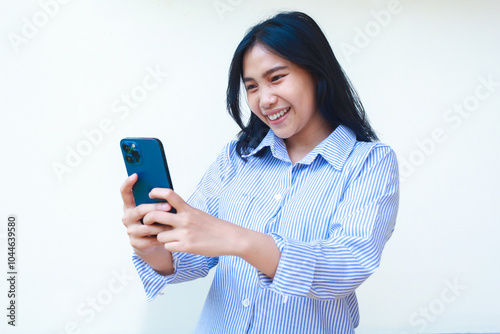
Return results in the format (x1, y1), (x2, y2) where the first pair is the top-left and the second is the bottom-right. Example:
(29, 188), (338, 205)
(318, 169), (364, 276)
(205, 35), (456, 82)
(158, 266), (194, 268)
(285, 123), (335, 164)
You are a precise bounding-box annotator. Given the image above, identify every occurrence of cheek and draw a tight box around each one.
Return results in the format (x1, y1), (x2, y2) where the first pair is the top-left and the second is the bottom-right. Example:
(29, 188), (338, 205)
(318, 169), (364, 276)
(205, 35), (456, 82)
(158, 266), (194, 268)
(297, 84), (316, 112)
(294, 72), (316, 108)
(247, 95), (260, 113)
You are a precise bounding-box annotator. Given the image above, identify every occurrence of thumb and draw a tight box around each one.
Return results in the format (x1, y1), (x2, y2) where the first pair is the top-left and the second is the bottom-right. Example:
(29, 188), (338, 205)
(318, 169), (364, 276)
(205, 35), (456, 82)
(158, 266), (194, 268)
(149, 188), (186, 211)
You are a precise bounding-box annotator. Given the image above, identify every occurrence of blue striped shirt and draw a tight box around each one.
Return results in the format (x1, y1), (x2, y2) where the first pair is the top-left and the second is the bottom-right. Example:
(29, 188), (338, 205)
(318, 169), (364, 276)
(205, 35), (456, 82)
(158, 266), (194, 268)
(132, 125), (399, 333)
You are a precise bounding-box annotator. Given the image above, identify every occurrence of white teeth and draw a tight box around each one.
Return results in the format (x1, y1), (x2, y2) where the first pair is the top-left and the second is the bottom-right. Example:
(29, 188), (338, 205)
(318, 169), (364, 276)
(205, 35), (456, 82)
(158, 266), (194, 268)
(268, 107), (290, 121)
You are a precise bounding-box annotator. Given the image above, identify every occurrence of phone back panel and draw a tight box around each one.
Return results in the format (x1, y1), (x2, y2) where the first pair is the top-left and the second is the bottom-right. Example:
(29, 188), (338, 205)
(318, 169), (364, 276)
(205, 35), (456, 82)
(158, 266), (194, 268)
(120, 138), (174, 205)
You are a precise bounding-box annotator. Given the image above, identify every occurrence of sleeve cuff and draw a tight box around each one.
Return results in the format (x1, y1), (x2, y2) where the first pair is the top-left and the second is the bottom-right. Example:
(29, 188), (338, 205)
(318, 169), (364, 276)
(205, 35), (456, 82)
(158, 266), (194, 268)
(132, 252), (176, 301)
(257, 233), (285, 287)
(132, 252), (217, 301)
(257, 233), (316, 298)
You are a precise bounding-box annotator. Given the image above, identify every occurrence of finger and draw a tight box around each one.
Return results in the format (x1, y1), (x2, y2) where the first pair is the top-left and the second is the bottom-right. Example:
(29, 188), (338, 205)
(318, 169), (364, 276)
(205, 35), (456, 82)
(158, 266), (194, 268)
(122, 202), (172, 228)
(157, 230), (185, 253)
(120, 174), (138, 208)
(130, 202), (173, 224)
(149, 188), (187, 212)
(157, 229), (180, 245)
(129, 223), (172, 238)
(130, 235), (162, 250)
(143, 210), (176, 227)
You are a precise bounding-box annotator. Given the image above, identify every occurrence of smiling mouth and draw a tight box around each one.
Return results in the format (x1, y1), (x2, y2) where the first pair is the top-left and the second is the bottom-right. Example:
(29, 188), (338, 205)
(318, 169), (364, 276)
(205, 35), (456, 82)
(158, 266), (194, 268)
(267, 107), (290, 121)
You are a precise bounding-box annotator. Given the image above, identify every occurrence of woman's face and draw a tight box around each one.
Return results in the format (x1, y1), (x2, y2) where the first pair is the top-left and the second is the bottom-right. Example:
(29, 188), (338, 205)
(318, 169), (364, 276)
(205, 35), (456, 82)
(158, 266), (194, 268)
(242, 43), (331, 145)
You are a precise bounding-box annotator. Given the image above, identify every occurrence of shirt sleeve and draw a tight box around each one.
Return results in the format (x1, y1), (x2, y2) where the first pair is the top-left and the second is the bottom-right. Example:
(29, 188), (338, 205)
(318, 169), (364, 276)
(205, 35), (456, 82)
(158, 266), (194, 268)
(132, 141), (238, 301)
(132, 252), (218, 301)
(258, 145), (399, 300)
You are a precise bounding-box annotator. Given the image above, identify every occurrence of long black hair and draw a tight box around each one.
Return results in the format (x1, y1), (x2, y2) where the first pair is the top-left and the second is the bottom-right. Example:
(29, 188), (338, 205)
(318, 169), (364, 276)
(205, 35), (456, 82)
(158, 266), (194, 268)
(227, 11), (378, 157)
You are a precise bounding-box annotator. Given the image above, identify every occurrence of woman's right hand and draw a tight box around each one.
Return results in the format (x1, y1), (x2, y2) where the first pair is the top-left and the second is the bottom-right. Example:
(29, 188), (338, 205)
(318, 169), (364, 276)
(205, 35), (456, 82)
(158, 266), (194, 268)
(120, 173), (175, 275)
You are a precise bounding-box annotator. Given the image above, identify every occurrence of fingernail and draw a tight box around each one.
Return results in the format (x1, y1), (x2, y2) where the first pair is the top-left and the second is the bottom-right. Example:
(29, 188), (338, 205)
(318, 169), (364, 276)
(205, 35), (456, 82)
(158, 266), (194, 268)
(159, 203), (169, 211)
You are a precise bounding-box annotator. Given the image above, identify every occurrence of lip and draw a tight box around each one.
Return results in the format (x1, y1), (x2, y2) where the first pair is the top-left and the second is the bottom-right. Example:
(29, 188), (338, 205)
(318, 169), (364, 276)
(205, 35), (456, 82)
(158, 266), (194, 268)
(265, 107), (290, 123)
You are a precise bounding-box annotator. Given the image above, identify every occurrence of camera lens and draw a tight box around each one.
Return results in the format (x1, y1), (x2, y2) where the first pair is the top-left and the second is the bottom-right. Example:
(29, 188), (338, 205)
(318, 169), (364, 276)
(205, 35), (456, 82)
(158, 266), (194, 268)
(131, 150), (140, 159)
(125, 155), (134, 163)
(122, 143), (130, 152)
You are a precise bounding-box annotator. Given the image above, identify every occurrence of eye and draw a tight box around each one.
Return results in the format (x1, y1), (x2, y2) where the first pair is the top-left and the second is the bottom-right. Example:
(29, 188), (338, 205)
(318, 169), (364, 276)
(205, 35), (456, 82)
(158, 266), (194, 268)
(245, 84), (257, 91)
(271, 74), (286, 82)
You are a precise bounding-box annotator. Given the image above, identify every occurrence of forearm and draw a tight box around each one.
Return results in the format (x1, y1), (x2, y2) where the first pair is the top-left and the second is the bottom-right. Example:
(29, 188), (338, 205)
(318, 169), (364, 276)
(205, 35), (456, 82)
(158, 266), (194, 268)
(232, 226), (281, 279)
(134, 245), (174, 276)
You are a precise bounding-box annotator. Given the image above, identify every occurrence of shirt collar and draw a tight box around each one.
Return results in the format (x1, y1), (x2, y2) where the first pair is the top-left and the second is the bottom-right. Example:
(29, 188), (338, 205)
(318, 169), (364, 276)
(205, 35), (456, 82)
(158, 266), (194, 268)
(242, 129), (290, 161)
(242, 125), (357, 171)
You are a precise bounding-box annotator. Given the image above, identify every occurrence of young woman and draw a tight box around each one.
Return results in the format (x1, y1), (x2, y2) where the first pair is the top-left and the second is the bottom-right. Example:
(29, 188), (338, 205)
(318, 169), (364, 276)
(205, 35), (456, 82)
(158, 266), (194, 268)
(120, 11), (399, 333)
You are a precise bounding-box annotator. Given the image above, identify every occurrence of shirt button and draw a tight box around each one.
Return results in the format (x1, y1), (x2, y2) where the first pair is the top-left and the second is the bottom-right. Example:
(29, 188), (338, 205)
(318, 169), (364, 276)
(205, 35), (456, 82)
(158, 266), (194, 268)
(242, 299), (250, 308)
(274, 193), (282, 201)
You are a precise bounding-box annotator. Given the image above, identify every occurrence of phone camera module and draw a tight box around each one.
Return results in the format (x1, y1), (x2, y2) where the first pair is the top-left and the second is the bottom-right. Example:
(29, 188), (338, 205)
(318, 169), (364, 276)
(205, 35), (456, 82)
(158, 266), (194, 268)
(125, 154), (134, 163)
(122, 141), (142, 164)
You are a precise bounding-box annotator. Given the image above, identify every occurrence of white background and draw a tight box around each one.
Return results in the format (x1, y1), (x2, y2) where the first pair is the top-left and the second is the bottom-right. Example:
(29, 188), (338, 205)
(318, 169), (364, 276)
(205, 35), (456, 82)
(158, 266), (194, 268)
(1, 0), (499, 333)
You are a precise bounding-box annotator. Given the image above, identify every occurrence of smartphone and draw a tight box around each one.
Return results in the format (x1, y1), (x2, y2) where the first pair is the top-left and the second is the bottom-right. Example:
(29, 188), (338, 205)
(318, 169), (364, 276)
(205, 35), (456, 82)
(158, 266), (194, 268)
(120, 137), (175, 211)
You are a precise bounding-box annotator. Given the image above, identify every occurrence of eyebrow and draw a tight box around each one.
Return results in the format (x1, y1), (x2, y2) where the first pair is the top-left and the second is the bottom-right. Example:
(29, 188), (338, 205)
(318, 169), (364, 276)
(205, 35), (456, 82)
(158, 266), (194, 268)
(243, 65), (288, 82)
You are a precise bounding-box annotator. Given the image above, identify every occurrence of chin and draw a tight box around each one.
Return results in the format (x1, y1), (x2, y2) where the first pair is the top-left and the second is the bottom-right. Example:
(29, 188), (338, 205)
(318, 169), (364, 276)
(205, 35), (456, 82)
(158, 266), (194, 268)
(272, 130), (293, 140)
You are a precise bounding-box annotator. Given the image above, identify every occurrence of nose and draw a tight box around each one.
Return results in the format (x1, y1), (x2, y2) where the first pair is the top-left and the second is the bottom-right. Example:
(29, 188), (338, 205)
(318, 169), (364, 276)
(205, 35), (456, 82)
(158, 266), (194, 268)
(259, 85), (278, 110)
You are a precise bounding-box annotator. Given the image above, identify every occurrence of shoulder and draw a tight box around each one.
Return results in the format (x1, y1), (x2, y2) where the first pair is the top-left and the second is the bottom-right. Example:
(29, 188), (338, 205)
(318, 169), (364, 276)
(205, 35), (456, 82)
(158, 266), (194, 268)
(345, 141), (398, 175)
(212, 139), (245, 182)
(218, 139), (241, 164)
(352, 141), (395, 160)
